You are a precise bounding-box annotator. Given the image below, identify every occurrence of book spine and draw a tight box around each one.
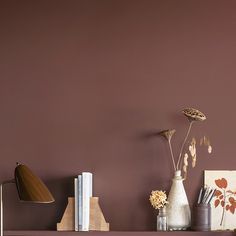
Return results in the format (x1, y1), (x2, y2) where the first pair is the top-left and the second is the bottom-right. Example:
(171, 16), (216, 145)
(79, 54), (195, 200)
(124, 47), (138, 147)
(74, 178), (78, 231)
(81, 172), (93, 231)
(78, 175), (82, 231)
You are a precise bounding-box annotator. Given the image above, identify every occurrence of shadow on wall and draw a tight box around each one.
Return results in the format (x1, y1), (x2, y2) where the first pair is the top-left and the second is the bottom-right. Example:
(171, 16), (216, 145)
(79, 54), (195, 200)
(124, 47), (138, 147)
(47, 177), (75, 229)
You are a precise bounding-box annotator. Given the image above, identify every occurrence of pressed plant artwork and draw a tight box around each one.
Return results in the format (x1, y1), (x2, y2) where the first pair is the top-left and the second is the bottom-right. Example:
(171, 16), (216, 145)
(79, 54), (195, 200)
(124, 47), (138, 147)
(205, 171), (236, 230)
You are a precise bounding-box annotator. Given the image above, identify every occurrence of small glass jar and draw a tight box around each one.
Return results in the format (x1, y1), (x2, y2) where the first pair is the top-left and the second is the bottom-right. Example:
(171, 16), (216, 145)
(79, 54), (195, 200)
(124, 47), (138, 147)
(157, 206), (168, 231)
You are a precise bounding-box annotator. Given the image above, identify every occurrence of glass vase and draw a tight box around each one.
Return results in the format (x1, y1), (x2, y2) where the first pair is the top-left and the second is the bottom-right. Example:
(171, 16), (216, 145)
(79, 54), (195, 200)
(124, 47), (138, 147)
(157, 206), (167, 231)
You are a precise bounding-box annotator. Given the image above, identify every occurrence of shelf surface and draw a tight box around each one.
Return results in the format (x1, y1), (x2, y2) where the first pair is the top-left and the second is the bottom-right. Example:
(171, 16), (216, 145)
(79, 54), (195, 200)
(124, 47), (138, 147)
(4, 231), (236, 236)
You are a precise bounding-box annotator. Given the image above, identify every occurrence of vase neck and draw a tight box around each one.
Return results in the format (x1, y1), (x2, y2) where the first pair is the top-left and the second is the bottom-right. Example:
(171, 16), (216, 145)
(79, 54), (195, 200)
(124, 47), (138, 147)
(175, 170), (181, 176)
(173, 170), (183, 180)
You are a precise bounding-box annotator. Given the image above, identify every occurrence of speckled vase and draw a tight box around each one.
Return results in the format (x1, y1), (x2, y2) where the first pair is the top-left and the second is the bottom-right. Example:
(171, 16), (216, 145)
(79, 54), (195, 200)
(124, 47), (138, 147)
(167, 170), (191, 230)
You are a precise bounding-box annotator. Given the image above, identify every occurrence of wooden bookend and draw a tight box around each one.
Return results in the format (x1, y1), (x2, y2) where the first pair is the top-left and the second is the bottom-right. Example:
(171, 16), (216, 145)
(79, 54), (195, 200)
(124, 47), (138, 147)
(57, 196), (109, 231)
(57, 197), (75, 231)
(89, 197), (110, 231)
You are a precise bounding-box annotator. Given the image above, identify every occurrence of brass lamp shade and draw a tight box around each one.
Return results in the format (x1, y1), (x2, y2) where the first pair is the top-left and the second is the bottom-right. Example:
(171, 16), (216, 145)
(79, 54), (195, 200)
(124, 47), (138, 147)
(14, 163), (55, 203)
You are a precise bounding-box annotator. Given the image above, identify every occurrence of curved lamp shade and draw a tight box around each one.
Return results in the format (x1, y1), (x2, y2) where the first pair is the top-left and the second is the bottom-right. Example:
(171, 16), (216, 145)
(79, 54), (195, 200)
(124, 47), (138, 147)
(14, 163), (55, 203)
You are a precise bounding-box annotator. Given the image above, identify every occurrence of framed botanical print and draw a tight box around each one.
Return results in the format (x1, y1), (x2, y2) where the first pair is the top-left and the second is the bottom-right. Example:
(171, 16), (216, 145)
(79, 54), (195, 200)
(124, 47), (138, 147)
(204, 170), (236, 231)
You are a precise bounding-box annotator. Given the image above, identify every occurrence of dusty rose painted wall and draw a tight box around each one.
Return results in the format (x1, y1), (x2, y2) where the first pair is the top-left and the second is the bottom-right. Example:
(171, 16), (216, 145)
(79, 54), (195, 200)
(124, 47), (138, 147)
(0, 0), (236, 231)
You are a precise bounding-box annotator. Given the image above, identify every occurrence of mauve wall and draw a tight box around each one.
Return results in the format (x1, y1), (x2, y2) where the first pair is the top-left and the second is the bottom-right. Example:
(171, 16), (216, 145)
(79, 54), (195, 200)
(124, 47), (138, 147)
(0, 0), (236, 231)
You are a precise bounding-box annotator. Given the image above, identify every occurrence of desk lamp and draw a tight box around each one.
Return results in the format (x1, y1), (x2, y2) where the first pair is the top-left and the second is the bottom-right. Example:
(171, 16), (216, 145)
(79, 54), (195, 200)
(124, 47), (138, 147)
(0, 163), (55, 236)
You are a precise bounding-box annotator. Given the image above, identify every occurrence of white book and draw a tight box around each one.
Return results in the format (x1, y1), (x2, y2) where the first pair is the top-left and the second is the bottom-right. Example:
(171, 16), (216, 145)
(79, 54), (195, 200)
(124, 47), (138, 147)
(81, 172), (93, 231)
(74, 178), (79, 231)
(78, 175), (82, 231)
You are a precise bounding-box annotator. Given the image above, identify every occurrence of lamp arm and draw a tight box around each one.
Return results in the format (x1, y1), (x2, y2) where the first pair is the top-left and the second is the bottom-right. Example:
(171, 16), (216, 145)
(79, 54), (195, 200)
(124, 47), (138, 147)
(1, 180), (15, 236)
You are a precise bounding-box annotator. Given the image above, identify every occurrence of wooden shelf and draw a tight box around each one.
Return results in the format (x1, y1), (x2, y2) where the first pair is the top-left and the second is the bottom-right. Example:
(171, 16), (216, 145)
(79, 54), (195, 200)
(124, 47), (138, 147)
(4, 231), (235, 236)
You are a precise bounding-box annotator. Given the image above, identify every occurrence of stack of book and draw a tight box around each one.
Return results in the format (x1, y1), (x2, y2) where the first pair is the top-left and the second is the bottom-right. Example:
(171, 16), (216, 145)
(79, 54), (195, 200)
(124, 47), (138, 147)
(74, 172), (93, 231)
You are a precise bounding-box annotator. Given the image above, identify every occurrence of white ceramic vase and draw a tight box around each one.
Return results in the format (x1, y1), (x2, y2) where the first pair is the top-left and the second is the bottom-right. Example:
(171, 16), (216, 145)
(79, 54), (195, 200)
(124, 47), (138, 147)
(167, 170), (191, 230)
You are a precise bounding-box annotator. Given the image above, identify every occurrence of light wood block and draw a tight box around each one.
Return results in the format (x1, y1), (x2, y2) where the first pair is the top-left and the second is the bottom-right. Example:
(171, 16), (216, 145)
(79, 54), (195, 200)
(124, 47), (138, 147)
(57, 197), (109, 231)
(89, 197), (110, 231)
(57, 197), (75, 231)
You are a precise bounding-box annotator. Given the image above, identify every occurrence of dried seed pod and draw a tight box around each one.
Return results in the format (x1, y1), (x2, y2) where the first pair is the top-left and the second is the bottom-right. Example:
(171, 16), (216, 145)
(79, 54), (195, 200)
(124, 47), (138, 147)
(182, 108), (206, 122)
(158, 129), (176, 142)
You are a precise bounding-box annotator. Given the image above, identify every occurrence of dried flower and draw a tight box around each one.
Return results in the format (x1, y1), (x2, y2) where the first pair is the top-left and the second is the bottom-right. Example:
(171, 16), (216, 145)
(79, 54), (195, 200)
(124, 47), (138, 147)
(200, 136), (213, 154)
(183, 153), (189, 179)
(182, 108), (206, 122)
(159, 129), (177, 171)
(177, 108), (206, 170)
(200, 137), (203, 146)
(183, 153), (189, 167)
(159, 129), (176, 142)
(208, 145), (212, 154)
(159, 108), (211, 179)
(189, 138), (197, 167)
(149, 190), (168, 210)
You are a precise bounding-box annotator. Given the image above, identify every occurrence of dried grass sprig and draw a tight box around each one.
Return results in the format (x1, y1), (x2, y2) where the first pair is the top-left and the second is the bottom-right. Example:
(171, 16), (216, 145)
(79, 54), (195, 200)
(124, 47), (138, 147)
(200, 136), (212, 154)
(189, 138), (197, 167)
(182, 153), (189, 179)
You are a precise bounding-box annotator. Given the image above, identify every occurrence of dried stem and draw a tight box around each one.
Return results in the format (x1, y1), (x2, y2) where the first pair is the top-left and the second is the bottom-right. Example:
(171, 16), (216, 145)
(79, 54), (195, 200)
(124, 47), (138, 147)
(220, 190), (226, 226)
(176, 121), (194, 170)
(168, 140), (176, 171)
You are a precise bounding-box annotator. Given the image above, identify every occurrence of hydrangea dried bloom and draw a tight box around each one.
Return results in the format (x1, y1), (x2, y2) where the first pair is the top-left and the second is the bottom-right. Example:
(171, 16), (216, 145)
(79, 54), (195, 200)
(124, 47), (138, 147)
(149, 190), (168, 210)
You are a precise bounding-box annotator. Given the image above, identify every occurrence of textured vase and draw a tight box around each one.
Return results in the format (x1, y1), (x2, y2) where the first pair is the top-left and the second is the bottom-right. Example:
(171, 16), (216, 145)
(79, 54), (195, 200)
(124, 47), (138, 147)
(167, 170), (191, 230)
